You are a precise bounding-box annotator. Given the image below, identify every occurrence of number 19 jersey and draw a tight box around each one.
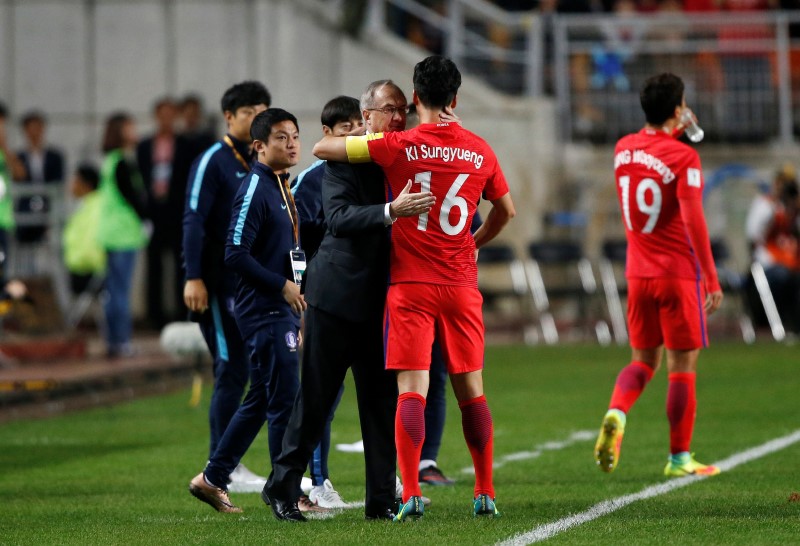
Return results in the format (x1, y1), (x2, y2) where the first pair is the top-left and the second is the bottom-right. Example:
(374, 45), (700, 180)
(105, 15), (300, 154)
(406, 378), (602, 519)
(365, 123), (509, 287)
(614, 128), (704, 280)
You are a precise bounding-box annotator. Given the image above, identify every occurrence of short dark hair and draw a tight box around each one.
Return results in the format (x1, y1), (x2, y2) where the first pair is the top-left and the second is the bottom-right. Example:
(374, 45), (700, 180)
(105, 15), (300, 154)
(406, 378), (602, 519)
(413, 55), (461, 109)
(152, 96), (175, 114)
(320, 96), (361, 129)
(220, 81), (271, 114)
(640, 73), (684, 126)
(250, 108), (298, 142)
(102, 111), (132, 152)
(21, 110), (46, 127)
(75, 163), (100, 190)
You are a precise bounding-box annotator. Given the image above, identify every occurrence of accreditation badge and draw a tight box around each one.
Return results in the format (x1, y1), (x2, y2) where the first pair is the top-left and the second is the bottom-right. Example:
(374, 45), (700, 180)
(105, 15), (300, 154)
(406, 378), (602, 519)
(289, 249), (307, 286)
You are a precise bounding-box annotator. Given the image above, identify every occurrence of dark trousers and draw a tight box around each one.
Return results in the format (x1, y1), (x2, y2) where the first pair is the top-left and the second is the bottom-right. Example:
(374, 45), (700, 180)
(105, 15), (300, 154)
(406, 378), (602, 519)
(421, 340), (447, 462)
(269, 305), (397, 514)
(308, 384), (344, 486)
(199, 292), (249, 458)
(204, 321), (300, 488)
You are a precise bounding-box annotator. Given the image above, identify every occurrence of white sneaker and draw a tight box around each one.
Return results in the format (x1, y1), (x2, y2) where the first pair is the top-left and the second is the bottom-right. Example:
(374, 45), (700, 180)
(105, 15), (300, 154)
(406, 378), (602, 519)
(227, 463), (267, 493)
(309, 478), (348, 509)
(301, 476), (313, 496)
(395, 475), (432, 506)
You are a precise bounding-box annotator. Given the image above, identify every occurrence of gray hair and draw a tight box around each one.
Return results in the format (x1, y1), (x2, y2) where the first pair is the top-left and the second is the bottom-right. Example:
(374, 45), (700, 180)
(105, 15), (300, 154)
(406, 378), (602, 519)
(360, 80), (405, 111)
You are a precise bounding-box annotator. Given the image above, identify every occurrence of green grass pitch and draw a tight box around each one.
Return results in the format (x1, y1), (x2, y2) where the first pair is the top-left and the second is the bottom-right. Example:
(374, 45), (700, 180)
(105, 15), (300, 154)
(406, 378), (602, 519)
(1, 342), (798, 545)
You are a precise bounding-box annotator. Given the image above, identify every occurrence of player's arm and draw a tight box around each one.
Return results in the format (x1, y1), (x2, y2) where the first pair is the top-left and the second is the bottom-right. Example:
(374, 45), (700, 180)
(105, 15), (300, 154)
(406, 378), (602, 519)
(679, 196), (723, 314)
(313, 135), (374, 164)
(473, 192), (515, 249)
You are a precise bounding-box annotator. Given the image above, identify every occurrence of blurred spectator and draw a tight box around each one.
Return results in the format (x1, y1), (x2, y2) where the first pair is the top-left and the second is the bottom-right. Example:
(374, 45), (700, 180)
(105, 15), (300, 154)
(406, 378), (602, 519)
(14, 110), (65, 244)
(97, 112), (148, 358)
(0, 103), (25, 288)
(179, 93), (217, 161)
(63, 163), (105, 295)
(745, 163), (800, 333)
(137, 98), (193, 328)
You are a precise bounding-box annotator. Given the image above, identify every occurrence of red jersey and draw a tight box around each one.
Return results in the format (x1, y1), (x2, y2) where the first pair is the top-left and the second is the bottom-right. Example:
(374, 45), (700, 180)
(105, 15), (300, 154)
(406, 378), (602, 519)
(614, 128), (709, 281)
(365, 123), (509, 286)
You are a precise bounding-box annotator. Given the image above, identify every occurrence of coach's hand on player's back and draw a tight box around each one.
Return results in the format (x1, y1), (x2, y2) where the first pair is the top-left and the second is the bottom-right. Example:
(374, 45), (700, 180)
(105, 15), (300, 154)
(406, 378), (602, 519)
(389, 181), (435, 219)
(705, 290), (723, 315)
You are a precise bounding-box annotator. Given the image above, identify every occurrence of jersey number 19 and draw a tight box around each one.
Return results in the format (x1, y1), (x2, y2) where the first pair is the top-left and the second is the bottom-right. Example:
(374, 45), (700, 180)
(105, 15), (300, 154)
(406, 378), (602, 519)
(618, 175), (662, 234)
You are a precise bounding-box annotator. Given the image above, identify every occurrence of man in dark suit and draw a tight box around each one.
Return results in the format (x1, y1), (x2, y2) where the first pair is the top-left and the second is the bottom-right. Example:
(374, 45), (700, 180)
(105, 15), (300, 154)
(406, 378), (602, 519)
(137, 97), (195, 328)
(264, 81), (435, 522)
(15, 110), (65, 244)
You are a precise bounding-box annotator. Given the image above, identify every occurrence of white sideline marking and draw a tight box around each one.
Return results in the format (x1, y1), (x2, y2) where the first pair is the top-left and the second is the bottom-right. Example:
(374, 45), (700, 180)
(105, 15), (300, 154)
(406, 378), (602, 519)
(460, 430), (595, 474)
(496, 429), (800, 546)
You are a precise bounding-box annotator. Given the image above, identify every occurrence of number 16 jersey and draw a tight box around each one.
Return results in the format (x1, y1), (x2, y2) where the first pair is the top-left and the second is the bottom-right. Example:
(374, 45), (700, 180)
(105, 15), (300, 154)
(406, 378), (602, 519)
(363, 122), (509, 287)
(614, 128), (705, 281)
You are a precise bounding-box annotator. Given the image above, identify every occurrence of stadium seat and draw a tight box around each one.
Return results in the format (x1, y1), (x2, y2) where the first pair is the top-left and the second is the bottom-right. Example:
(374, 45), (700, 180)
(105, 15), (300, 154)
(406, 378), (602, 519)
(523, 240), (606, 344)
(477, 244), (528, 334)
(597, 238), (628, 345)
(710, 239), (757, 343)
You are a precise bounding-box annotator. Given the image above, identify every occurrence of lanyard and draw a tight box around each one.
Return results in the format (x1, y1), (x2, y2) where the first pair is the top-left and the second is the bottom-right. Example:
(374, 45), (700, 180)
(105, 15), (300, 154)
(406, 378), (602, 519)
(223, 135), (251, 171)
(273, 172), (300, 249)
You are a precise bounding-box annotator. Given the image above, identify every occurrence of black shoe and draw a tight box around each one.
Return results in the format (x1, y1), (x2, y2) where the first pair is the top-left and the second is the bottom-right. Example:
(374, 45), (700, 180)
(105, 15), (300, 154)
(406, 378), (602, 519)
(261, 485), (306, 522)
(365, 507), (396, 520)
(419, 465), (455, 486)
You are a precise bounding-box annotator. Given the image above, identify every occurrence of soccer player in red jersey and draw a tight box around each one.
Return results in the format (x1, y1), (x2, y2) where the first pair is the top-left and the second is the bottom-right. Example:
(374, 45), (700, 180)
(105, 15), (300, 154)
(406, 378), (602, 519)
(594, 73), (724, 478)
(314, 56), (515, 520)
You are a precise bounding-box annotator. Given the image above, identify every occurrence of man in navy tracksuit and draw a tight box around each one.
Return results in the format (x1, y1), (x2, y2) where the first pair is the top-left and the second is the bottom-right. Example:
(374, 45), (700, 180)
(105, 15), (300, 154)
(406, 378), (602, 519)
(182, 81), (271, 492)
(189, 108), (305, 513)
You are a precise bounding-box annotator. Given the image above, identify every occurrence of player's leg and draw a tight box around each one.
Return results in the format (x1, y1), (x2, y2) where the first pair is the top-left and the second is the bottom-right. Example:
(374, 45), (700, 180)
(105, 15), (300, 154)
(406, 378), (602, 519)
(385, 283), (437, 521)
(308, 384), (348, 508)
(596, 278), (662, 473)
(661, 278), (719, 476)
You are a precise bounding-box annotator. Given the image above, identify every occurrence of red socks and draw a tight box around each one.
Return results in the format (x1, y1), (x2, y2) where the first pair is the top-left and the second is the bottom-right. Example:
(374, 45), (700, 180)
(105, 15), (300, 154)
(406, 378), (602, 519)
(460, 394), (495, 498)
(609, 361), (655, 413)
(667, 372), (697, 454)
(396, 392), (426, 502)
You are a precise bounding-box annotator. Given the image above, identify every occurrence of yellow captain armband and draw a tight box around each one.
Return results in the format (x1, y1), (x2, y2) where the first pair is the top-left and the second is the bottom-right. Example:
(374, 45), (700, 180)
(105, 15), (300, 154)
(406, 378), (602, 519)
(345, 133), (382, 163)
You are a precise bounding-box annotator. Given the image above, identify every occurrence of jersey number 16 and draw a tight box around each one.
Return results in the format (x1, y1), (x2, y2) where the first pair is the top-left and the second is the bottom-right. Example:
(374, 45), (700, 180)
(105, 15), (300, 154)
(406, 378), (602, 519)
(413, 171), (470, 236)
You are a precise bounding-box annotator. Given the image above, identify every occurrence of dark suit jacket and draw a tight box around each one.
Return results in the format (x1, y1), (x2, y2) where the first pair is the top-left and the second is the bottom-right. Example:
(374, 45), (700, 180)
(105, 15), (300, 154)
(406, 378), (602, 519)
(303, 161), (390, 323)
(136, 134), (193, 246)
(17, 148), (64, 183)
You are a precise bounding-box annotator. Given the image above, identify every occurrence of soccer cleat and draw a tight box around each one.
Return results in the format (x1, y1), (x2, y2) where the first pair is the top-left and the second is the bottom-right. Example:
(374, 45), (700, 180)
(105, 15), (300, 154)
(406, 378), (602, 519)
(473, 494), (501, 517)
(297, 494), (330, 513)
(595, 410), (625, 473)
(419, 465), (455, 486)
(395, 475), (432, 507)
(309, 479), (348, 509)
(189, 473), (243, 513)
(664, 453), (721, 477)
(393, 496), (424, 522)
(227, 463), (267, 493)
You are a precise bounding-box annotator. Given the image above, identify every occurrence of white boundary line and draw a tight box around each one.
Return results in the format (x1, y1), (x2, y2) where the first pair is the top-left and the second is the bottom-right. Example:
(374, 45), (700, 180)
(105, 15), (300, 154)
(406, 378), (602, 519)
(460, 430), (596, 474)
(496, 429), (800, 546)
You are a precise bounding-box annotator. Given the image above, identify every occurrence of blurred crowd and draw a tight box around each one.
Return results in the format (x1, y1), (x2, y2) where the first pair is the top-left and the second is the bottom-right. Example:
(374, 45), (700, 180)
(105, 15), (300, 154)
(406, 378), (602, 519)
(0, 94), (218, 354)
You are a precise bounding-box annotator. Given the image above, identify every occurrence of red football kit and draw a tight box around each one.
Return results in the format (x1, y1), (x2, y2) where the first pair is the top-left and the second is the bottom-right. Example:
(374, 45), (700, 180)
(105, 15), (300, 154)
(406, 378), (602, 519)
(353, 122), (509, 372)
(614, 128), (720, 350)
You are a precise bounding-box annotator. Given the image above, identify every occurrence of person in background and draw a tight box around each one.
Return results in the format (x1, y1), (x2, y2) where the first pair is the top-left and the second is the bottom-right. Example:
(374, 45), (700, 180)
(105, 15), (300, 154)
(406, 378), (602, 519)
(97, 112), (148, 358)
(180, 93), (217, 161)
(594, 73), (723, 478)
(745, 163), (800, 334)
(63, 164), (105, 296)
(182, 81), (272, 492)
(15, 110), (65, 244)
(137, 97), (193, 328)
(0, 103), (26, 305)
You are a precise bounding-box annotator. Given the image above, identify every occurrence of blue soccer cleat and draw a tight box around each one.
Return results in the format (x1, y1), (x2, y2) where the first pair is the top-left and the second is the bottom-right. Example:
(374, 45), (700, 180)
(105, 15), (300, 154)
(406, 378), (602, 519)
(393, 495), (424, 522)
(473, 494), (501, 517)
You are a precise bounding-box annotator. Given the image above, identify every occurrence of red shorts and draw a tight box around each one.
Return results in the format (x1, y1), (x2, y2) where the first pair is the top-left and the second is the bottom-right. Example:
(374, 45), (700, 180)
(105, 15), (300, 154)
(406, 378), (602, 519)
(627, 277), (708, 350)
(384, 283), (485, 374)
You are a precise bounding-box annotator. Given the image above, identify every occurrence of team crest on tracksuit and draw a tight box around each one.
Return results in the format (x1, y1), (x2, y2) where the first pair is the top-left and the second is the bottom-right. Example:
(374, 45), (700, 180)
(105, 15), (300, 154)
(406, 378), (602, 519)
(285, 331), (297, 351)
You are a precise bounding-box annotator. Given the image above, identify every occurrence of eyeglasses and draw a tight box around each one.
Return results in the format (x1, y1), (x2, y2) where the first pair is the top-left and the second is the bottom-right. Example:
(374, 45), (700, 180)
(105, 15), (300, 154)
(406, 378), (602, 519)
(367, 105), (410, 116)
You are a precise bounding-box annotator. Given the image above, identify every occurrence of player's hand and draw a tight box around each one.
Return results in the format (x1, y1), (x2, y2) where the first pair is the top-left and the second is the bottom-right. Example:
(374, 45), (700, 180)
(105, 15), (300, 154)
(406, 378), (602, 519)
(4, 280), (27, 300)
(282, 280), (307, 315)
(705, 289), (723, 315)
(345, 124), (366, 137)
(439, 106), (462, 126)
(184, 279), (208, 313)
(389, 180), (435, 219)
